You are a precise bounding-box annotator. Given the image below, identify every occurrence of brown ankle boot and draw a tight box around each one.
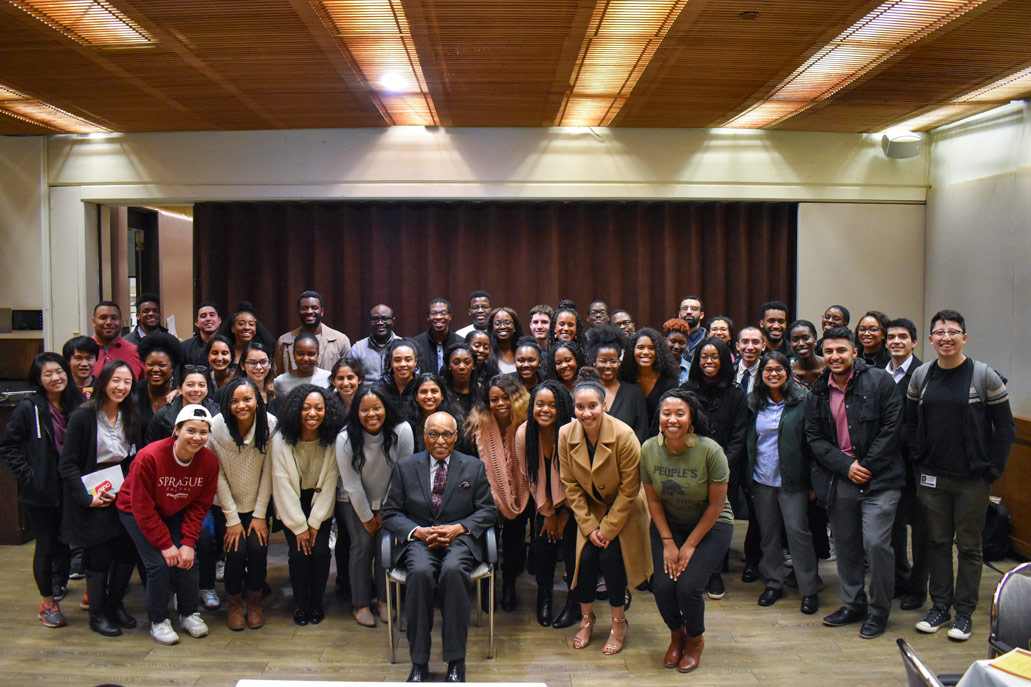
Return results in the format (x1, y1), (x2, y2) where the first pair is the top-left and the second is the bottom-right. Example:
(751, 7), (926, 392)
(226, 594), (246, 631)
(246, 590), (265, 629)
(678, 633), (704, 673)
(664, 627), (687, 668)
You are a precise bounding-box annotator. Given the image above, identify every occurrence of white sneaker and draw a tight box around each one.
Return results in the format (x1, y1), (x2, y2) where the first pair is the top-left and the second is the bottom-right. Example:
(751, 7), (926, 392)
(180, 612), (209, 638)
(214, 560), (225, 583)
(200, 588), (221, 610)
(151, 619), (180, 645)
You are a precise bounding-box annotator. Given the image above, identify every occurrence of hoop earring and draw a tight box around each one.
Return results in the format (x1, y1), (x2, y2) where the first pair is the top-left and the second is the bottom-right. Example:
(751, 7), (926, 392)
(685, 424), (699, 448)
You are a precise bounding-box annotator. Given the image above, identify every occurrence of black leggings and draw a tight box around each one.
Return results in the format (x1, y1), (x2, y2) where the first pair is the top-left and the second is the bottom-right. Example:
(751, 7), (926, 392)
(500, 506), (530, 586)
(223, 512), (269, 596)
(576, 536), (626, 607)
(24, 505), (71, 597)
(532, 512), (578, 601)
(283, 489), (332, 612)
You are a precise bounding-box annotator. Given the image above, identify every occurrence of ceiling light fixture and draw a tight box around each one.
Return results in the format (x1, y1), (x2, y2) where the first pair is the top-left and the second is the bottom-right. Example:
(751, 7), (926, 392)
(888, 65), (1031, 131)
(0, 84), (109, 132)
(557, 0), (691, 127)
(7, 0), (155, 47)
(721, 0), (986, 129)
(315, 0), (438, 126)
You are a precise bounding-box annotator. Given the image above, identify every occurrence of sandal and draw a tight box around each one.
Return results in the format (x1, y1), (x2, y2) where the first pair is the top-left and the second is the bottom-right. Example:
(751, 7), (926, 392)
(573, 613), (596, 649)
(602, 617), (628, 655)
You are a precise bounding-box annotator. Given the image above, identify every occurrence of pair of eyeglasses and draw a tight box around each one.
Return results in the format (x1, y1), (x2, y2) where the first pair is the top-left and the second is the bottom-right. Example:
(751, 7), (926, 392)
(244, 359), (271, 368)
(426, 430), (458, 441)
(183, 364), (209, 373)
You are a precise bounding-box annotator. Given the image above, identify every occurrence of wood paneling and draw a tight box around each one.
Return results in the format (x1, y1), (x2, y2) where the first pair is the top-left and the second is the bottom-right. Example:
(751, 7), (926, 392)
(993, 416), (1031, 558)
(1, 0), (1030, 133)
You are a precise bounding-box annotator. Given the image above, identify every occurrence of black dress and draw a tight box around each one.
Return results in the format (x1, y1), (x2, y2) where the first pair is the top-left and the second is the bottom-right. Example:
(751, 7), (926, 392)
(607, 382), (649, 443)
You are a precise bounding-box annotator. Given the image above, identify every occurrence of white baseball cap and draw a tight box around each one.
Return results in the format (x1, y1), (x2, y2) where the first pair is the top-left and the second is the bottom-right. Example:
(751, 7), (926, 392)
(174, 404), (214, 427)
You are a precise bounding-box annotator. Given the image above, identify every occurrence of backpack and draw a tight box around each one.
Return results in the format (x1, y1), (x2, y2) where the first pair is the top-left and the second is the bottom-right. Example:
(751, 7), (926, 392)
(982, 501), (1012, 562)
(908, 359), (1003, 406)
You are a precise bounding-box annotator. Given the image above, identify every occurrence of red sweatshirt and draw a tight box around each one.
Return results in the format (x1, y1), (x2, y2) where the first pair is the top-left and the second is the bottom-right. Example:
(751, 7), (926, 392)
(117, 437), (218, 550)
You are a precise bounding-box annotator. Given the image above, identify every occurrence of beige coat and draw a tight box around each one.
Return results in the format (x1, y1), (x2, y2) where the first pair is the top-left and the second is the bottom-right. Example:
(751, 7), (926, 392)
(558, 413), (652, 589)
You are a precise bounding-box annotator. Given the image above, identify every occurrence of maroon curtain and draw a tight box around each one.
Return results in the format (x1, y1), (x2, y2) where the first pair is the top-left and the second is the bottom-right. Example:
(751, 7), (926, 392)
(194, 200), (796, 343)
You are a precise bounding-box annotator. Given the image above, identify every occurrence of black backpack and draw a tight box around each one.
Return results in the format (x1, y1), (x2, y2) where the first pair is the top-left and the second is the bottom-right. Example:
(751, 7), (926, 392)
(982, 501), (1012, 562)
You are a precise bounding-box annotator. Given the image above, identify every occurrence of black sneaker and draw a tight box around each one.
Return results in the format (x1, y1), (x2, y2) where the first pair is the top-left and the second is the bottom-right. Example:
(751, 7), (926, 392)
(706, 573), (726, 600)
(915, 606), (951, 633)
(947, 613), (972, 641)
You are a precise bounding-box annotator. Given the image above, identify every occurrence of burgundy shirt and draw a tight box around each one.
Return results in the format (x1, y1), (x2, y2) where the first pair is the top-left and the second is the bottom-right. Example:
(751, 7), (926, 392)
(828, 368), (855, 458)
(93, 335), (145, 381)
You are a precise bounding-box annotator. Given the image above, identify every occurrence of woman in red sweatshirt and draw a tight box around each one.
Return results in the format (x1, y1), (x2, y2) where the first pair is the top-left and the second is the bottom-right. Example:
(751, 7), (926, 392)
(117, 404), (218, 645)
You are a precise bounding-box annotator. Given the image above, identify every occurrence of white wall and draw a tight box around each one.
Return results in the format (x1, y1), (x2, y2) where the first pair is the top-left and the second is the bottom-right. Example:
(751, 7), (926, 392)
(797, 203), (926, 356)
(8, 126), (933, 348)
(46, 127), (928, 203)
(926, 102), (1031, 416)
(0, 136), (45, 339)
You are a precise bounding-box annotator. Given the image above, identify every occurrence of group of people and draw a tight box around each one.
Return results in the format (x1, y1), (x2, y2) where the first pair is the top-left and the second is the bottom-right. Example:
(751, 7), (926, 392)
(0, 288), (1015, 682)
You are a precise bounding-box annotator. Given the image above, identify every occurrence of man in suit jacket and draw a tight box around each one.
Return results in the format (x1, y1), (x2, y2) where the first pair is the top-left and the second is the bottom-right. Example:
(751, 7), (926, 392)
(885, 318), (926, 610)
(382, 411), (497, 683)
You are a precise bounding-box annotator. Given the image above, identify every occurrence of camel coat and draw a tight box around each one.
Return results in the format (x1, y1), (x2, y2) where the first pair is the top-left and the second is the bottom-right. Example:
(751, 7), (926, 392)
(558, 413), (652, 589)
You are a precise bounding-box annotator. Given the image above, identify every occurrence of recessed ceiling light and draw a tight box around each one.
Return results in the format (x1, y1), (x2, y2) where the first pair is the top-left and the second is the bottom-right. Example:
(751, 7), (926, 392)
(0, 83), (108, 132)
(8, 0), (156, 47)
(379, 71), (407, 93)
(316, 0), (438, 126)
(722, 0), (986, 129)
(558, 0), (691, 127)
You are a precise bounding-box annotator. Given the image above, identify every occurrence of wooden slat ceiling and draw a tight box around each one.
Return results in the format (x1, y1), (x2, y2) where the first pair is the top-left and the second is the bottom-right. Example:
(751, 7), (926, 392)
(0, 0), (1029, 134)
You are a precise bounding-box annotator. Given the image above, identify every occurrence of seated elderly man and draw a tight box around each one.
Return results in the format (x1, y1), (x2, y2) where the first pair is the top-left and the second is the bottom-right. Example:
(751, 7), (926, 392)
(382, 411), (497, 683)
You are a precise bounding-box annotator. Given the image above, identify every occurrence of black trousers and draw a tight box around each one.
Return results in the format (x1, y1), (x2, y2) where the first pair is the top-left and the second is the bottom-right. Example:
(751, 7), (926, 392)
(223, 512), (269, 596)
(403, 538), (476, 664)
(24, 505), (71, 597)
(500, 506), (530, 586)
(121, 510), (199, 623)
(532, 512), (578, 601)
(652, 521), (733, 636)
(283, 489), (332, 612)
(576, 536), (626, 607)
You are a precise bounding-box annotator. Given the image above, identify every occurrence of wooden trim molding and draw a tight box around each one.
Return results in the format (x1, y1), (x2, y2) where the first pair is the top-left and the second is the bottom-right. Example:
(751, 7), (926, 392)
(992, 416), (1031, 557)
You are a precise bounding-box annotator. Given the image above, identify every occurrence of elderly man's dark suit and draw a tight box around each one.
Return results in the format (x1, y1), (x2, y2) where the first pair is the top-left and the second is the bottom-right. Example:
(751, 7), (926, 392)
(382, 450), (496, 665)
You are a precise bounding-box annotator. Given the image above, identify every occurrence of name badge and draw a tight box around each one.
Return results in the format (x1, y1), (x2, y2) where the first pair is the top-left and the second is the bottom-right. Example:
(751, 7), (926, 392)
(920, 474), (937, 488)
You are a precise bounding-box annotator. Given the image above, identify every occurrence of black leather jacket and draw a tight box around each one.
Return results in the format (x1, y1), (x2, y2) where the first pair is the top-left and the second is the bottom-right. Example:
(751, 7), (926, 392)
(804, 359), (904, 505)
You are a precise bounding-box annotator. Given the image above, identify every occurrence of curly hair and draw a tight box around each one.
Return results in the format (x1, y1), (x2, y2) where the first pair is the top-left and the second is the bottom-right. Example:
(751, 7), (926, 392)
(276, 383), (345, 447)
(346, 383), (406, 474)
(618, 327), (679, 383)
(523, 381), (573, 485)
(584, 324), (626, 364)
(137, 331), (185, 372)
(655, 387), (712, 438)
(221, 377), (271, 452)
(547, 306), (586, 350)
(217, 302), (277, 352)
(545, 340), (585, 385)
(463, 374), (529, 440)
(662, 318), (691, 337)
(750, 351), (806, 412)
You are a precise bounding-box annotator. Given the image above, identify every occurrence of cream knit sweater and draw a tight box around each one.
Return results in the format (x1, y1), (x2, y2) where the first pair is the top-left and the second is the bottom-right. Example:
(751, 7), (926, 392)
(208, 412), (277, 527)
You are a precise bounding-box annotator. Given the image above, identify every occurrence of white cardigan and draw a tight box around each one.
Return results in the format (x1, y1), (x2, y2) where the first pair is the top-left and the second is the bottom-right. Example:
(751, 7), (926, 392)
(270, 431), (339, 535)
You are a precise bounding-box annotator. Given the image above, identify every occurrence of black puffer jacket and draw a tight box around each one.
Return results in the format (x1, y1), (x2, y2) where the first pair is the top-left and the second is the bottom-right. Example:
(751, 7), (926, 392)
(0, 394), (65, 507)
(804, 359), (904, 506)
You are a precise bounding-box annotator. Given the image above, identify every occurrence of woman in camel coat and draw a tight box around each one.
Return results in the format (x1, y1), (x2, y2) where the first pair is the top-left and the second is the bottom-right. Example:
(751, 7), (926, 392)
(558, 368), (652, 656)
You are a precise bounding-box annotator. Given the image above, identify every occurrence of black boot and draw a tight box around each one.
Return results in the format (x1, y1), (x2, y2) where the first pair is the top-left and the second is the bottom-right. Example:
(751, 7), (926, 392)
(552, 598), (579, 629)
(536, 587), (553, 627)
(501, 581), (517, 612)
(86, 571), (121, 637)
(105, 561), (137, 629)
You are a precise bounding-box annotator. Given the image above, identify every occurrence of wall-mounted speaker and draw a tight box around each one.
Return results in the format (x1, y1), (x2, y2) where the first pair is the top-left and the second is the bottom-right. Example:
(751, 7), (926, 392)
(881, 132), (923, 159)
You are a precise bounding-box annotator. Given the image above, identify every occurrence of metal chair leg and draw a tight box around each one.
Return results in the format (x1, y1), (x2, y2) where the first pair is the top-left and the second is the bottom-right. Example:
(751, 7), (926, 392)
(386, 580), (396, 664)
(475, 578), (483, 627)
(488, 571), (496, 659)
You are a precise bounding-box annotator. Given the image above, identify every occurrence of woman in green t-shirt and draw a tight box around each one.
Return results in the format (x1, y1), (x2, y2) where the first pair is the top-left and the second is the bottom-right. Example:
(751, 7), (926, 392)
(641, 388), (734, 674)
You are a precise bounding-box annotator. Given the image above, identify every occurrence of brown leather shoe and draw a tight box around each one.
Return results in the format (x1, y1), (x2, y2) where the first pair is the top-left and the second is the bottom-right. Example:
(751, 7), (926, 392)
(678, 633), (704, 673)
(245, 590), (265, 629)
(664, 627), (687, 668)
(226, 594), (246, 631)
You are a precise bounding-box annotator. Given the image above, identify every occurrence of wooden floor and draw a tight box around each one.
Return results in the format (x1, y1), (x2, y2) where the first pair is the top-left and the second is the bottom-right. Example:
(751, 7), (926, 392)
(0, 528), (1012, 687)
